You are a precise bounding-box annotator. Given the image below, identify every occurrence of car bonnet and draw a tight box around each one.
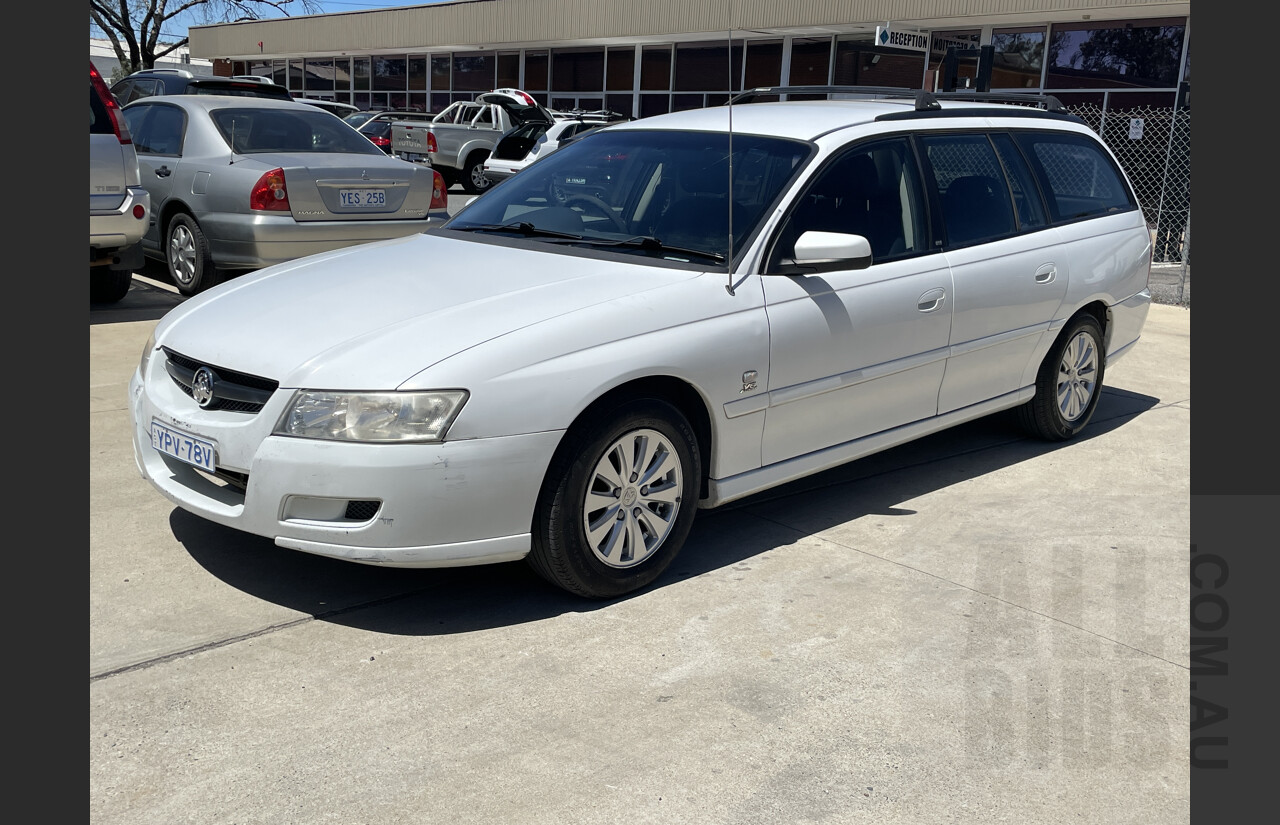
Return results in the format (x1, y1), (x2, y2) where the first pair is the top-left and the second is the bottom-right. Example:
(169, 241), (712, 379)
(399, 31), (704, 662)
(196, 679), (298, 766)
(153, 232), (700, 390)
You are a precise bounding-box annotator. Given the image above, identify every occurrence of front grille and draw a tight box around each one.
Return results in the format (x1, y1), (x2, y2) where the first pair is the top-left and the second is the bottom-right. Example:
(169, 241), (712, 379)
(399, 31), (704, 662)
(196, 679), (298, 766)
(163, 348), (279, 414)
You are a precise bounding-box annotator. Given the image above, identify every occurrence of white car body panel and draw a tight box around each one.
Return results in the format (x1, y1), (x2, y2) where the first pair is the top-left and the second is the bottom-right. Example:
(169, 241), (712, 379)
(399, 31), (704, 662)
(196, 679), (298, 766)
(130, 95), (1154, 577)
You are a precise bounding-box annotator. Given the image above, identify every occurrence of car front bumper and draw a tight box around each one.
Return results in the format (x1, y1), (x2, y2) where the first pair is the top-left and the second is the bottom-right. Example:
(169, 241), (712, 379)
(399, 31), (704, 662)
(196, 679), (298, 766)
(129, 354), (561, 568)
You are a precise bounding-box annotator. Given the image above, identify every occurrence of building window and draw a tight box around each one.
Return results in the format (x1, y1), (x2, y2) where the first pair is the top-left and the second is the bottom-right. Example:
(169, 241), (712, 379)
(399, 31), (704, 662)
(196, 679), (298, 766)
(497, 52), (520, 88)
(929, 30), (981, 90)
(283, 59), (302, 91)
(789, 37), (832, 86)
(673, 40), (743, 92)
(304, 58), (334, 93)
(525, 51), (548, 91)
(353, 57), (371, 91)
(408, 56), (427, 91)
(373, 56), (406, 91)
(431, 55), (450, 90)
(743, 39), (782, 89)
(833, 35), (924, 88)
(990, 27), (1046, 89)
(1046, 18), (1186, 89)
(552, 47), (604, 92)
(454, 53), (496, 91)
(640, 46), (671, 91)
(640, 94), (670, 118)
(606, 47), (634, 91)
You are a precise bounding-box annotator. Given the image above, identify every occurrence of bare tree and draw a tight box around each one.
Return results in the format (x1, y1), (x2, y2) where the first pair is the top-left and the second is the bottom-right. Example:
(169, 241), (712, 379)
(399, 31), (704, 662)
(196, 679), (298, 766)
(90, 1), (322, 76)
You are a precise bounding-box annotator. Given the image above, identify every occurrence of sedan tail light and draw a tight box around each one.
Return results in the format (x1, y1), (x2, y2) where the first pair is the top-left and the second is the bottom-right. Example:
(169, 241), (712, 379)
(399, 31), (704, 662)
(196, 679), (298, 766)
(369, 135), (391, 149)
(427, 132), (438, 154)
(431, 170), (447, 209)
(250, 168), (291, 212)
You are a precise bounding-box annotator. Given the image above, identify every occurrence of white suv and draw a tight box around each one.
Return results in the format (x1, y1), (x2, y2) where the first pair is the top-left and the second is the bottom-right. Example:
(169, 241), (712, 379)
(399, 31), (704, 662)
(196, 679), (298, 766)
(90, 61), (149, 304)
(130, 87), (1152, 598)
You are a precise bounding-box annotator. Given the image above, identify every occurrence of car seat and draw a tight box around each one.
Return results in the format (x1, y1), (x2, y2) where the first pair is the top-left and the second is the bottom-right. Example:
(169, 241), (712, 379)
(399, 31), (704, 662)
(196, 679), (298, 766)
(943, 174), (1015, 247)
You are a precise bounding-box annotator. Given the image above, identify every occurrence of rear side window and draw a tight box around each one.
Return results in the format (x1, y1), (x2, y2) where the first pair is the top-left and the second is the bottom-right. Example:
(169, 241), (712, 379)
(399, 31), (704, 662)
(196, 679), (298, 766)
(126, 104), (186, 156)
(1014, 131), (1135, 222)
(920, 133), (1017, 248)
(990, 133), (1049, 231)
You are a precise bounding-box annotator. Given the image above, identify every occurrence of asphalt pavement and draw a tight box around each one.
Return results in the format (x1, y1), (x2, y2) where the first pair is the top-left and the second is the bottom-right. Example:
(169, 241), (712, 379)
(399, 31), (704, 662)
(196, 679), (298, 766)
(90, 250), (1190, 824)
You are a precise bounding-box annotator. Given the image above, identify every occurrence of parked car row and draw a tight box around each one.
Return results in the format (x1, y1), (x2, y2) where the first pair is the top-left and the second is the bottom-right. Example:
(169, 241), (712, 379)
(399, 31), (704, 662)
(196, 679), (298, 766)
(119, 94), (449, 296)
(128, 86), (1153, 600)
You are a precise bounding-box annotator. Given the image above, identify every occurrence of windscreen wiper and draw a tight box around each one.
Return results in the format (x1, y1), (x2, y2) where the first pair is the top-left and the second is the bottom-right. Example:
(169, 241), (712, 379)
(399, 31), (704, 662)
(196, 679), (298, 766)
(451, 222), (584, 240)
(566, 235), (727, 264)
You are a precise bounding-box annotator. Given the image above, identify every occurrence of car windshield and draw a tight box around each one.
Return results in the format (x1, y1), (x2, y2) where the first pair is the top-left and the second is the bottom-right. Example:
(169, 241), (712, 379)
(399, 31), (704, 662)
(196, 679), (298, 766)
(344, 112), (376, 128)
(447, 129), (810, 265)
(211, 107), (384, 155)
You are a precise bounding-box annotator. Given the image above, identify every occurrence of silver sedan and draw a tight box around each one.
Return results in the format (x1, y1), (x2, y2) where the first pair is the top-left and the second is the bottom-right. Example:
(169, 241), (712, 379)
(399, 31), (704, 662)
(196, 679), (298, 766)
(122, 95), (449, 295)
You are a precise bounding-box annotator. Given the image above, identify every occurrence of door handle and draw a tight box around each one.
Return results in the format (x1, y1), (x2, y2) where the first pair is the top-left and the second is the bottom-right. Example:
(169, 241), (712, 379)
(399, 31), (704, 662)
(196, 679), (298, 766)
(154, 165), (172, 178)
(917, 287), (946, 312)
(1034, 264), (1057, 284)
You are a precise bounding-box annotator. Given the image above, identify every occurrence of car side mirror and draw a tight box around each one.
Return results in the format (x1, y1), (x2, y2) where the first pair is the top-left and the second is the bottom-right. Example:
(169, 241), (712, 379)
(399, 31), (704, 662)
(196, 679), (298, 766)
(766, 231), (873, 276)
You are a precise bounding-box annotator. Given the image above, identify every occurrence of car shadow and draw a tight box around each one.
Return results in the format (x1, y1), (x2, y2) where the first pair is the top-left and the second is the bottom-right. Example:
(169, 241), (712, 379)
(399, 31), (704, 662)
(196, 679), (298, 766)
(90, 262), (185, 325)
(169, 384), (1160, 635)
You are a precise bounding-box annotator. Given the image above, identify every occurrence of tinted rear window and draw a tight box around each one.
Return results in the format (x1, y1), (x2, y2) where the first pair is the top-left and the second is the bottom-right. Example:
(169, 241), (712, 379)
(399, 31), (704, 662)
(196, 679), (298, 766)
(211, 107), (384, 155)
(1014, 131), (1136, 222)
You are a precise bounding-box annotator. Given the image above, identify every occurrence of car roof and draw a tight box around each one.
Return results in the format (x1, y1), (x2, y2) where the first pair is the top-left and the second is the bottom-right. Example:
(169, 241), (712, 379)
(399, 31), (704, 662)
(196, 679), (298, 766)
(122, 95), (322, 113)
(614, 96), (1082, 141)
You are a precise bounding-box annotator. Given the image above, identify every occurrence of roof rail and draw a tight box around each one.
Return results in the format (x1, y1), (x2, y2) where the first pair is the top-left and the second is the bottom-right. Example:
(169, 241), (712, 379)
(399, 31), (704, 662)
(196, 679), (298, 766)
(928, 90), (1068, 113)
(729, 86), (930, 107)
(728, 85), (1067, 113)
(231, 75), (275, 84)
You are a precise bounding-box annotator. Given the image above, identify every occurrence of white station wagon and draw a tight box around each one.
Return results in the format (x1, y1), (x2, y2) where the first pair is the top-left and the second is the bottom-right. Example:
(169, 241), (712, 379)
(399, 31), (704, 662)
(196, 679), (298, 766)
(130, 88), (1152, 599)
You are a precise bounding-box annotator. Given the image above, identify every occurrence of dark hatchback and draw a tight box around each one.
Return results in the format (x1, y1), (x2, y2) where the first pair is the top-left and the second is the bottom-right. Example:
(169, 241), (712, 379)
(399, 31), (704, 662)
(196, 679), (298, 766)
(111, 69), (292, 105)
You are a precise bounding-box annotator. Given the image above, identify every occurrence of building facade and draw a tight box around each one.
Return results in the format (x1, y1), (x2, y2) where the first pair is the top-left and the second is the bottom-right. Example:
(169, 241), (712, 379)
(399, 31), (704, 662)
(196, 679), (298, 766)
(188, 0), (1190, 265)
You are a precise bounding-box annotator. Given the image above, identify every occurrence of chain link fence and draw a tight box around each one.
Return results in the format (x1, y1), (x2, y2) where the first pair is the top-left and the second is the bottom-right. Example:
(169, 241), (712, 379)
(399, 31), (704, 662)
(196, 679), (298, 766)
(1069, 101), (1190, 304)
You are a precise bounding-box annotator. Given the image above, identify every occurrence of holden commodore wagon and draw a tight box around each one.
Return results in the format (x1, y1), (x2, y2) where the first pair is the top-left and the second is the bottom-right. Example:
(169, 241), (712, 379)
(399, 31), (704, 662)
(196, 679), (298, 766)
(129, 87), (1152, 599)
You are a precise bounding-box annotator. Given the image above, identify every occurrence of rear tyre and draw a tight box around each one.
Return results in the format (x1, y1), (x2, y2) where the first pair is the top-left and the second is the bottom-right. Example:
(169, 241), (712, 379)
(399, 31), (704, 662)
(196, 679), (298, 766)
(90, 269), (132, 304)
(1017, 313), (1106, 441)
(529, 398), (701, 599)
(460, 152), (493, 195)
(166, 213), (221, 297)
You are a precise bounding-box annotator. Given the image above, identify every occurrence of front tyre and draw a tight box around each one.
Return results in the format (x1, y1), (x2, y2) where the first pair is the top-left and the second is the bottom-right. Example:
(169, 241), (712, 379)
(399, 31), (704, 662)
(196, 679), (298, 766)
(530, 399), (701, 599)
(166, 213), (220, 297)
(1017, 313), (1106, 441)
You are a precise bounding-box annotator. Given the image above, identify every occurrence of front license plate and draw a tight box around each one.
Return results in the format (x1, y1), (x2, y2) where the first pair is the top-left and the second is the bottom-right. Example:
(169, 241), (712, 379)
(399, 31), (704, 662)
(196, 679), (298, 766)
(151, 421), (217, 472)
(339, 188), (386, 207)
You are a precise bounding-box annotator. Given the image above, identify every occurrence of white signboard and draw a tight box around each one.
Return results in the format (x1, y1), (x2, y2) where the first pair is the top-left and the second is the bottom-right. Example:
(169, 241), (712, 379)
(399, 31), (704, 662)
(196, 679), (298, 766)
(875, 25), (929, 53)
(1129, 118), (1145, 140)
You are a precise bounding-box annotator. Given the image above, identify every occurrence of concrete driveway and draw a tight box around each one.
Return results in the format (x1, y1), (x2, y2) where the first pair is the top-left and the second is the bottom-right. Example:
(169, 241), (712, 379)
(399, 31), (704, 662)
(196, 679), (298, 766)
(90, 275), (1189, 824)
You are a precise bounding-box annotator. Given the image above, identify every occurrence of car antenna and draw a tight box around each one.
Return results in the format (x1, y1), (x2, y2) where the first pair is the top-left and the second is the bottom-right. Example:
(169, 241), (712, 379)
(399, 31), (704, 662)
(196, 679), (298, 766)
(725, 23), (735, 297)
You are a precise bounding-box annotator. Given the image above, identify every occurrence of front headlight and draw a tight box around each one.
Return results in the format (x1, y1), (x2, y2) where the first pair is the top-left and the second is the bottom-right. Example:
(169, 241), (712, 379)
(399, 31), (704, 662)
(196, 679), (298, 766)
(274, 390), (468, 443)
(139, 331), (157, 374)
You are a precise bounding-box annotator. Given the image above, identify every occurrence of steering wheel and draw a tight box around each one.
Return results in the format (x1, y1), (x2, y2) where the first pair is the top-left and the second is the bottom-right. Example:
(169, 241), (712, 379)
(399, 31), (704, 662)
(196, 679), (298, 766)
(563, 194), (628, 233)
